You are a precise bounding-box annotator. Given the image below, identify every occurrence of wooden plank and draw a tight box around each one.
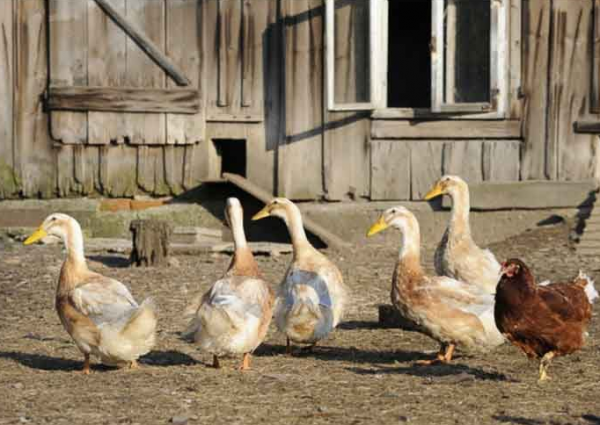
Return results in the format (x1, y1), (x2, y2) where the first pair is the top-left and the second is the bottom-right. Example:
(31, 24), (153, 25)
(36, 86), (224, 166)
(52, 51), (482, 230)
(136, 145), (155, 192)
(483, 140), (521, 181)
(93, 0), (190, 86)
(88, 0), (127, 145)
(49, 0), (88, 145)
(166, 0), (205, 145)
(163, 146), (184, 194)
(548, 0), (596, 181)
(222, 172), (351, 249)
(592, 0), (600, 113)
(520, 0), (550, 179)
(101, 144), (138, 196)
(217, 0), (242, 107)
(15, 0), (56, 197)
(279, 0), (323, 199)
(370, 140), (410, 201)
(47, 86), (201, 114)
(125, 0), (166, 145)
(442, 180), (598, 210)
(371, 120), (521, 139)
(508, 0), (523, 119)
(56, 145), (80, 196)
(410, 141), (444, 200)
(575, 121), (600, 133)
(0, 0), (16, 197)
(323, 0), (370, 201)
(442, 141), (484, 183)
(241, 0), (252, 107)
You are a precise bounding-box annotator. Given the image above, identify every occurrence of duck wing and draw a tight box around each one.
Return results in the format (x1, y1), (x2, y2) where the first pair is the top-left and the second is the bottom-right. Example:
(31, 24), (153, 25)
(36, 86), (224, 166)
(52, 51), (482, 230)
(71, 274), (138, 328)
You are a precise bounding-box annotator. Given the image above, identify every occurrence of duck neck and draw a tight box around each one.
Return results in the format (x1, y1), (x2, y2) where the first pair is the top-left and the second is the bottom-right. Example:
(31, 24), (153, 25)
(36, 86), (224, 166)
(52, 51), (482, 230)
(64, 222), (87, 268)
(284, 204), (313, 257)
(397, 225), (423, 275)
(227, 217), (260, 277)
(58, 222), (88, 293)
(448, 187), (472, 239)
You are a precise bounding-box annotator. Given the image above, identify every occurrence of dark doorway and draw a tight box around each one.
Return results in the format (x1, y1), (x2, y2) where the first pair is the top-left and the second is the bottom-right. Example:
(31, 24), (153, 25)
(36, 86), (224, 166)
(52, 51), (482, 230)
(213, 139), (247, 177)
(387, 0), (432, 108)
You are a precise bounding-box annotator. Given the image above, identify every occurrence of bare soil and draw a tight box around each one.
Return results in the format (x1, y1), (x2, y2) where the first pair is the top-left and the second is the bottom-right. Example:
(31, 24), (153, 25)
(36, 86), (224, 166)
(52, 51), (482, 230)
(1, 221), (600, 425)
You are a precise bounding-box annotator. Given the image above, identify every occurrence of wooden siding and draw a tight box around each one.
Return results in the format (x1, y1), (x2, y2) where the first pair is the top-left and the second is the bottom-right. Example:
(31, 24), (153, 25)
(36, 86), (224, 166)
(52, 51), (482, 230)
(1, 0), (599, 201)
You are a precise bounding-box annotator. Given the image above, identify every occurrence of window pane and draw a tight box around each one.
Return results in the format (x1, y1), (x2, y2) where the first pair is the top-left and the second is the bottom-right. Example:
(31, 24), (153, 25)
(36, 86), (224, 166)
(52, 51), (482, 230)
(388, 0), (431, 108)
(444, 0), (490, 103)
(334, 0), (370, 104)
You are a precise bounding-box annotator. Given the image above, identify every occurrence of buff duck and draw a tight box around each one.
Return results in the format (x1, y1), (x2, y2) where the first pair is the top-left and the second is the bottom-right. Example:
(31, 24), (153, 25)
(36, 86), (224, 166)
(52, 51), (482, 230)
(252, 198), (348, 353)
(367, 206), (504, 363)
(24, 213), (157, 374)
(184, 198), (274, 370)
(424, 175), (501, 294)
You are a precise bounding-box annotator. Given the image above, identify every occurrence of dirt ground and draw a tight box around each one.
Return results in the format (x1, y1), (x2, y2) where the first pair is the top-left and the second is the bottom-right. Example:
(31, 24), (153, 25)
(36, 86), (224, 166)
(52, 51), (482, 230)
(1, 219), (600, 425)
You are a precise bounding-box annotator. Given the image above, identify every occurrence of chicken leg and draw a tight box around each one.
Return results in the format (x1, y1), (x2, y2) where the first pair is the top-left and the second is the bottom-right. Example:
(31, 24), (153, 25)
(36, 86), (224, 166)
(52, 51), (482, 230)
(538, 351), (555, 381)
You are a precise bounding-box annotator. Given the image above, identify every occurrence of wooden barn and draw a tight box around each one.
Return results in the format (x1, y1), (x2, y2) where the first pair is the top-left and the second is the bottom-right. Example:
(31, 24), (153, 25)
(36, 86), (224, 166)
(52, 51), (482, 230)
(1, 0), (599, 204)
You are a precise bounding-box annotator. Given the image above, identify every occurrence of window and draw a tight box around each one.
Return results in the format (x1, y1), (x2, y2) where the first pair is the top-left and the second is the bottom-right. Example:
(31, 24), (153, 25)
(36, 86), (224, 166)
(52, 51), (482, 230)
(325, 0), (508, 115)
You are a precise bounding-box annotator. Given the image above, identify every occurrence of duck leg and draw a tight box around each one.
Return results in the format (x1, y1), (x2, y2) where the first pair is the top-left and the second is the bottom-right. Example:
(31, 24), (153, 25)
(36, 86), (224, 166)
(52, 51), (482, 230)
(212, 355), (221, 369)
(286, 338), (292, 355)
(416, 344), (449, 366)
(82, 353), (91, 375)
(538, 351), (555, 382)
(301, 342), (317, 354)
(443, 344), (455, 362)
(129, 360), (139, 370)
(239, 353), (251, 371)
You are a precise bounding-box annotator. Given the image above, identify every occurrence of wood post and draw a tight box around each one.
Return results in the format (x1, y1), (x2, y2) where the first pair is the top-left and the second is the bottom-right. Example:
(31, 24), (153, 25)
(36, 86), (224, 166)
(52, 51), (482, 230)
(129, 219), (172, 267)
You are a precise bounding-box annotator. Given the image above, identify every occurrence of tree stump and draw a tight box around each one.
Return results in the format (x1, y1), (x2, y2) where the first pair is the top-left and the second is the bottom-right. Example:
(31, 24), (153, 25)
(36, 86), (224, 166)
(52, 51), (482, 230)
(129, 219), (172, 267)
(378, 304), (420, 332)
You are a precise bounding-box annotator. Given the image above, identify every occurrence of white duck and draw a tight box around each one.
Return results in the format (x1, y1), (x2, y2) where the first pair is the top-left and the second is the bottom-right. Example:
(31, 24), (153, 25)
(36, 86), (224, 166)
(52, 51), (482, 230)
(184, 198), (274, 370)
(24, 213), (157, 374)
(424, 175), (501, 294)
(252, 198), (348, 353)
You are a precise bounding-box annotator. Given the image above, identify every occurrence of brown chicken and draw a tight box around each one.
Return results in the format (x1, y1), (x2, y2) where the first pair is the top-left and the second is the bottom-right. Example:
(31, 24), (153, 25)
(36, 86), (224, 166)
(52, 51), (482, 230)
(495, 258), (598, 381)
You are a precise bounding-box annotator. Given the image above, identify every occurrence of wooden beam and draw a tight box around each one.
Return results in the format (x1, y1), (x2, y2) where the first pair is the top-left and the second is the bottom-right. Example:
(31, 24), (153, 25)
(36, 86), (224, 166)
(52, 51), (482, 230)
(440, 181), (598, 210)
(92, 0), (191, 87)
(371, 119), (521, 139)
(574, 121), (600, 134)
(46, 86), (200, 114)
(222, 173), (352, 250)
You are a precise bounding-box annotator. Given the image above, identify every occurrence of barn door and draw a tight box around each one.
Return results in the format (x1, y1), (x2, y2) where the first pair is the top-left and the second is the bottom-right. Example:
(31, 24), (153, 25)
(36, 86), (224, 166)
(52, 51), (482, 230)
(47, 0), (204, 145)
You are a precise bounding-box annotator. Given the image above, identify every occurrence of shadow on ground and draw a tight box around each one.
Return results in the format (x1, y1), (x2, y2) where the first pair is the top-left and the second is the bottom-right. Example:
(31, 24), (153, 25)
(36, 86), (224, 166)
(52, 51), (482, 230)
(87, 255), (131, 268)
(348, 362), (513, 382)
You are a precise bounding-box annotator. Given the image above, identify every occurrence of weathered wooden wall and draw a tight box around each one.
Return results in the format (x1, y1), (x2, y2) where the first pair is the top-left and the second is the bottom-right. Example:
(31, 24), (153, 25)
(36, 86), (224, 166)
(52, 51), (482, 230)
(521, 0), (600, 181)
(0, 0), (598, 201)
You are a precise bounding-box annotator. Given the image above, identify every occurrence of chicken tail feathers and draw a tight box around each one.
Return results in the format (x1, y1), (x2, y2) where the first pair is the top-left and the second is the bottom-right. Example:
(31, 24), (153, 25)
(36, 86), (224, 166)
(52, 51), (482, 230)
(575, 271), (598, 304)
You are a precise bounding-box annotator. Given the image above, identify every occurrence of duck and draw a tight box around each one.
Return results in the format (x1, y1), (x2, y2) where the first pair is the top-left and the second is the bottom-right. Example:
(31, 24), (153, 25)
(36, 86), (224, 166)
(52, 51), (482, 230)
(367, 206), (504, 364)
(24, 213), (157, 374)
(424, 175), (500, 294)
(184, 198), (274, 370)
(252, 198), (348, 353)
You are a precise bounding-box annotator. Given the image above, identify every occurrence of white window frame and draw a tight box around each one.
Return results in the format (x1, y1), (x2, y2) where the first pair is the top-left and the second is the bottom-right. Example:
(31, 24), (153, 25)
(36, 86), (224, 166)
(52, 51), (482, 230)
(431, 0), (507, 114)
(325, 0), (508, 117)
(325, 0), (387, 111)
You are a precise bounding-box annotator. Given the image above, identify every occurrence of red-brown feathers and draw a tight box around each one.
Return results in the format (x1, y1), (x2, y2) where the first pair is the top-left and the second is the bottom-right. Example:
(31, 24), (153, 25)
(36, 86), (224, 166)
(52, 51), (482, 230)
(494, 259), (594, 360)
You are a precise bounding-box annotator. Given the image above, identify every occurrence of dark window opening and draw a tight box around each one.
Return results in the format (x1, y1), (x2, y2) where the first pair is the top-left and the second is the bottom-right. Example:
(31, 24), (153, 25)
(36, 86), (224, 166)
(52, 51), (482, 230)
(213, 139), (247, 177)
(387, 0), (432, 108)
